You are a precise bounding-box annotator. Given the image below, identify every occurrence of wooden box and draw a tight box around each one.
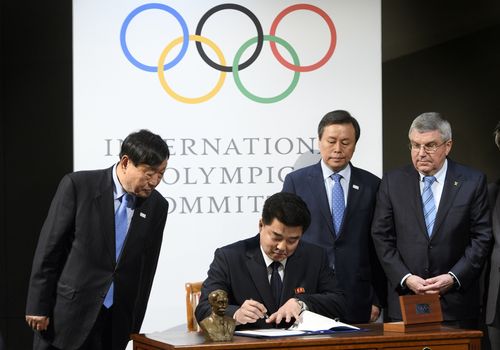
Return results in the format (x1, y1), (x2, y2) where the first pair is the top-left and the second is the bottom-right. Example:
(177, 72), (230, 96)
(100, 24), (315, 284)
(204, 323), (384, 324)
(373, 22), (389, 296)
(384, 294), (443, 332)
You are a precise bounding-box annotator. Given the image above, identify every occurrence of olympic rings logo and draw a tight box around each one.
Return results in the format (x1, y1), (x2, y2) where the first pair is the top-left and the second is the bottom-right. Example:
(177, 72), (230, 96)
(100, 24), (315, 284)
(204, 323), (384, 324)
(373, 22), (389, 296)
(120, 3), (337, 104)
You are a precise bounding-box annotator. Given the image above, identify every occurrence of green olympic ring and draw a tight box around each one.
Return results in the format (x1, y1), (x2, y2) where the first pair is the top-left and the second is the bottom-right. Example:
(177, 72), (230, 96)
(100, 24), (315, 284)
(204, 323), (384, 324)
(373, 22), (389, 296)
(233, 35), (300, 104)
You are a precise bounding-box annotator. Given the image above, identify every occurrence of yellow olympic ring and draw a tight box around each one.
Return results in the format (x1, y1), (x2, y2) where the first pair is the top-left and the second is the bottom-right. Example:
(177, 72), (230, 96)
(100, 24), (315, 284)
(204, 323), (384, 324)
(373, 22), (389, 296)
(157, 35), (226, 104)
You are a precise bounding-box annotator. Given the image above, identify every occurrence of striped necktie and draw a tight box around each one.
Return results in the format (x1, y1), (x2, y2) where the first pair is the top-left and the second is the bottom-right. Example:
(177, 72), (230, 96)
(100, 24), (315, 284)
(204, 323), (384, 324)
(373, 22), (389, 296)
(422, 176), (436, 236)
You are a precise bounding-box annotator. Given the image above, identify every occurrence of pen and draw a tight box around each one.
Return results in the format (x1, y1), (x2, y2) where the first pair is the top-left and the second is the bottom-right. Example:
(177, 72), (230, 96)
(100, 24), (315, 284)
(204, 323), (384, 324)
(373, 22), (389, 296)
(250, 298), (268, 319)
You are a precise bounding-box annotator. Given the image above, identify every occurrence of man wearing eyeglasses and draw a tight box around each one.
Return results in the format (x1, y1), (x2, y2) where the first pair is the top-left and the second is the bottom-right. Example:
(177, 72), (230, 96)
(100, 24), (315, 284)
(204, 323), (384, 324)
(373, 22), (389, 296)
(371, 112), (492, 329)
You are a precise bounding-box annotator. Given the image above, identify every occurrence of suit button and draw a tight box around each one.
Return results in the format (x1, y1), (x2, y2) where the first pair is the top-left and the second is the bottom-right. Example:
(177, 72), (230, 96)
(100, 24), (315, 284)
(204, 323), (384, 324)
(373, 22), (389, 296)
(428, 245), (432, 249)
(424, 268), (429, 273)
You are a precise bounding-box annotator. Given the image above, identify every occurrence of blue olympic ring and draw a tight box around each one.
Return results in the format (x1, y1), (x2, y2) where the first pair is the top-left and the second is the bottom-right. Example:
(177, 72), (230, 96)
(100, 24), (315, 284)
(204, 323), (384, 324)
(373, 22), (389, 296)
(120, 3), (189, 72)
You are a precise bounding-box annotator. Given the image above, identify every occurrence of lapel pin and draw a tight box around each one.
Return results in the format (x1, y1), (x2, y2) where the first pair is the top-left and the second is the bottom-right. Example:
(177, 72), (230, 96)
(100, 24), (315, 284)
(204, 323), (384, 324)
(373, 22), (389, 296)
(454, 181), (458, 186)
(295, 287), (305, 294)
(352, 184), (359, 190)
(140, 212), (146, 218)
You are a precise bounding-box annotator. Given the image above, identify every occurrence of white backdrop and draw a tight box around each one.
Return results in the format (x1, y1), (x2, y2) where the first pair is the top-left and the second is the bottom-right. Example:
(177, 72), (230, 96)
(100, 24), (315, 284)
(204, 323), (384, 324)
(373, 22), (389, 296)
(73, 0), (382, 335)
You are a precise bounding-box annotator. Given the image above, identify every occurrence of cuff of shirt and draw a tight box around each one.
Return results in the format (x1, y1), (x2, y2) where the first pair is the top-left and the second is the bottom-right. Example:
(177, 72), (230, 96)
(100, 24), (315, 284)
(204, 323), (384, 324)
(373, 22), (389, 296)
(448, 271), (461, 289)
(401, 273), (412, 288)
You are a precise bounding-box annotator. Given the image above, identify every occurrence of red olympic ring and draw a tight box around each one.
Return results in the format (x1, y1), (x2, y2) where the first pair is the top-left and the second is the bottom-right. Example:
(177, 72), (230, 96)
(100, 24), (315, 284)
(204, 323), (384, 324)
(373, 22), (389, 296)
(269, 4), (337, 73)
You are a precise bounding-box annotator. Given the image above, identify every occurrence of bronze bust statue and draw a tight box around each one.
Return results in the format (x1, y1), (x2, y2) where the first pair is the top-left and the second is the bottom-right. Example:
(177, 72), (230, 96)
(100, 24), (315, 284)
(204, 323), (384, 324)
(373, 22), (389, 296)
(199, 289), (235, 341)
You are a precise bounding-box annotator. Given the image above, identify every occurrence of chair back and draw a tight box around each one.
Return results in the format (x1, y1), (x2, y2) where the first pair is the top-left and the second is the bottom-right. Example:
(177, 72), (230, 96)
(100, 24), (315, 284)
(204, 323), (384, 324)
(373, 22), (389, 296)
(185, 281), (203, 332)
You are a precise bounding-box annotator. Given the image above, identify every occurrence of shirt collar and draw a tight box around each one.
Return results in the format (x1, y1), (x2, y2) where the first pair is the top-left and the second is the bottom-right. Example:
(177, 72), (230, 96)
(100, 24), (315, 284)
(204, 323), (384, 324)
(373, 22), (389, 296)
(112, 163), (127, 200)
(320, 159), (351, 181)
(260, 245), (287, 268)
(419, 158), (448, 184)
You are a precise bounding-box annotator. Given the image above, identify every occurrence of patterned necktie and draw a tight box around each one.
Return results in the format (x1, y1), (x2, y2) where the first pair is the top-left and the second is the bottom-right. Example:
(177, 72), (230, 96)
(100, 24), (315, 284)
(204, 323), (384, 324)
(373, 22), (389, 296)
(331, 173), (345, 236)
(270, 261), (283, 307)
(104, 193), (132, 308)
(422, 176), (437, 236)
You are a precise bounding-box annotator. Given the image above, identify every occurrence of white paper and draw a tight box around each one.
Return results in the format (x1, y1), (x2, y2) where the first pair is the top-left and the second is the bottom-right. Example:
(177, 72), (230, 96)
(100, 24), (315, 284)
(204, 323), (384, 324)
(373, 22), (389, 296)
(234, 311), (359, 338)
(290, 311), (360, 331)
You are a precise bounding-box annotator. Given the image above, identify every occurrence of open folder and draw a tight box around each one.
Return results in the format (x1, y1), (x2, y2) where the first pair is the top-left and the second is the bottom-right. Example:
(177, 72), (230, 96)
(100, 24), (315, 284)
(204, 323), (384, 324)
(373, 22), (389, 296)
(235, 310), (360, 338)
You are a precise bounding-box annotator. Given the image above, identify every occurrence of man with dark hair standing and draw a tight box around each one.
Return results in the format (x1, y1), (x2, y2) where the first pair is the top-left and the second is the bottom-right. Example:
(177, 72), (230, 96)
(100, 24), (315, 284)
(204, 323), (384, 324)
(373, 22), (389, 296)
(26, 129), (170, 350)
(282, 110), (385, 323)
(486, 121), (500, 348)
(372, 113), (492, 329)
(195, 192), (346, 329)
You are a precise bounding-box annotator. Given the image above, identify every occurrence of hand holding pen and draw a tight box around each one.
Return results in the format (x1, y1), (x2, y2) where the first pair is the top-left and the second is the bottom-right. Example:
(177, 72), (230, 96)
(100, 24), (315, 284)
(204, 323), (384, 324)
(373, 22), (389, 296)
(233, 299), (268, 325)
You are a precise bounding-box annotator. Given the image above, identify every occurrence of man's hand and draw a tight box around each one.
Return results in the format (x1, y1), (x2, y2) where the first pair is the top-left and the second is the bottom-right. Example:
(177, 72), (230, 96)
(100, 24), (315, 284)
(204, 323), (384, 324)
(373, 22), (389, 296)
(370, 305), (380, 322)
(423, 274), (454, 294)
(266, 298), (301, 325)
(233, 299), (267, 325)
(25, 315), (50, 331)
(405, 275), (431, 295)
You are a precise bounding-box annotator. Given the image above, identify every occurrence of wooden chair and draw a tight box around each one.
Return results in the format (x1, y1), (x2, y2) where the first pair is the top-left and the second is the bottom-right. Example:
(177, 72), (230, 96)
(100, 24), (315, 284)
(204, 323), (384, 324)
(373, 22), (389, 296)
(185, 281), (203, 332)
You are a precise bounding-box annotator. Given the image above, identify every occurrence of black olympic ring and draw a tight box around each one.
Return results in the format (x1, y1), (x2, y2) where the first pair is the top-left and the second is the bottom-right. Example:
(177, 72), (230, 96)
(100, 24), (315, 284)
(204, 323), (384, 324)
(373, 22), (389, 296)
(195, 3), (264, 73)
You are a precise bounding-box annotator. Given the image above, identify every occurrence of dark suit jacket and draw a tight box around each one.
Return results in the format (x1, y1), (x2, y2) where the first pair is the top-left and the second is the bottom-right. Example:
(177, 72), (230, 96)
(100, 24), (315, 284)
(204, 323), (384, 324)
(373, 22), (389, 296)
(282, 162), (386, 323)
(26, 167), (169, 350)
(371, 159), (492, 321)
(195, 235), (346, 329)
(486, 180), (500, 324)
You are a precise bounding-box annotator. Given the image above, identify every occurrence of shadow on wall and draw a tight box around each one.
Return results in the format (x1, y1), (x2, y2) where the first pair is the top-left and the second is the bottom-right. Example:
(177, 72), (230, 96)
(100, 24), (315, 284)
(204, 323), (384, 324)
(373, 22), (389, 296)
(293, 152), (321, 170)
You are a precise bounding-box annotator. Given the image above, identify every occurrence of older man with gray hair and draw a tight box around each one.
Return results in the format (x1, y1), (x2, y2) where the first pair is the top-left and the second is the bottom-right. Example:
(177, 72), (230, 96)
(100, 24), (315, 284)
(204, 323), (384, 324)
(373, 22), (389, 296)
(372, 112), (492, 329)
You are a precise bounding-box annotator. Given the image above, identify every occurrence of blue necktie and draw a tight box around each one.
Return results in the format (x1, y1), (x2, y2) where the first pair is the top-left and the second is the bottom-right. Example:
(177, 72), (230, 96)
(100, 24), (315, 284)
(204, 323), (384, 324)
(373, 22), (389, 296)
(331, 173), (345, 236)
(104, 193), (132, 308)
(422, 176), (436, 236)
(270, 261), (283, 307)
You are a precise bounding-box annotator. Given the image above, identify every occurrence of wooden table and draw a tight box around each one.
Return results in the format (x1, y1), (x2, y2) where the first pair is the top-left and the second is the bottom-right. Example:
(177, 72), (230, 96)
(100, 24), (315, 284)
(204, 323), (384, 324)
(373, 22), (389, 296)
(131, 323), (482, 350)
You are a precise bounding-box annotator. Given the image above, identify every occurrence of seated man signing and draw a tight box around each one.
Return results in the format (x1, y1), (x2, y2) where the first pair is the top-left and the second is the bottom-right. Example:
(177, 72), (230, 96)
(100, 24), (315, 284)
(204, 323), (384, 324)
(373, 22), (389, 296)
(195, 192), (346, 329)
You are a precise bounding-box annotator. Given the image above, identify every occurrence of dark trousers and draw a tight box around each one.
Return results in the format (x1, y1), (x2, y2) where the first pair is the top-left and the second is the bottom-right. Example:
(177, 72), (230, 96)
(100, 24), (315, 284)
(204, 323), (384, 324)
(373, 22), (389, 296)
(33, 306), (113, 350)
(486, 315), (500, 350)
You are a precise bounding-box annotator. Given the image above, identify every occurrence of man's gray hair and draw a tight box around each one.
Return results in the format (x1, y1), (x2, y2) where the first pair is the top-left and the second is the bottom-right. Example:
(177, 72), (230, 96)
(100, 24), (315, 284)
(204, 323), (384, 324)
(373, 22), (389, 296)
(408, 112), (452, 141)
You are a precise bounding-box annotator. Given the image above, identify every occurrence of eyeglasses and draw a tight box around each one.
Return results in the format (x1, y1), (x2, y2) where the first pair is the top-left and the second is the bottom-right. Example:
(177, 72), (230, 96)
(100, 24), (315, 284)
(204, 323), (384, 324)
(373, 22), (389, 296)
(408, 141), (447, 154)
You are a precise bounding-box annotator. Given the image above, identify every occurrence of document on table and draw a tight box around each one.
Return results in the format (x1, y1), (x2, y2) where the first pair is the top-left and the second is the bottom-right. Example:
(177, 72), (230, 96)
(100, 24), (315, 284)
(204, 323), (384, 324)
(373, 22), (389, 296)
(235, 310), (360, 338)
(234, 328), (306, 337)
